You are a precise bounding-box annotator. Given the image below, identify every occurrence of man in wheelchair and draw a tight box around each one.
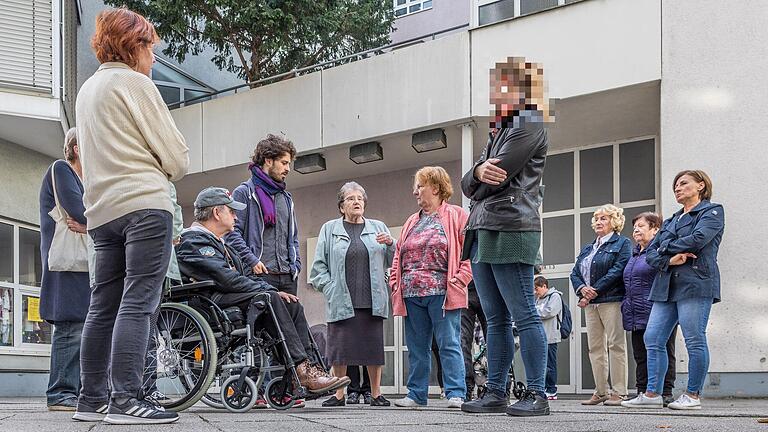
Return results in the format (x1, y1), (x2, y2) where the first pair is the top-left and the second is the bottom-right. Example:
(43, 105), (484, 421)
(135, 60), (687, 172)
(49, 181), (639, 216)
(176, 187), (349, 394)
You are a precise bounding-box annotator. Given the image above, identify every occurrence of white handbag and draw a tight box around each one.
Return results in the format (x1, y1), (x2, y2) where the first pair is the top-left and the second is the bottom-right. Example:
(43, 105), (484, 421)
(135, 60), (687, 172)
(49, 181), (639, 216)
(47, 161), (89, 272)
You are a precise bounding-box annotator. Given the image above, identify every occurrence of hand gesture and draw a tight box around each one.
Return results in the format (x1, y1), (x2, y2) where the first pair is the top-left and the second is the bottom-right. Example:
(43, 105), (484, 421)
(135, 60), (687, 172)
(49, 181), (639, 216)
(253, 262), (269, 274)
(474, 158), (507, 186)
(66, 217), (87, 234)
(375, 232), (393, 246)
(669, 252), (697, 266)
(578, 298), (590, 308)
(278, 291), (299, 303)
(581, 286), (598, 300)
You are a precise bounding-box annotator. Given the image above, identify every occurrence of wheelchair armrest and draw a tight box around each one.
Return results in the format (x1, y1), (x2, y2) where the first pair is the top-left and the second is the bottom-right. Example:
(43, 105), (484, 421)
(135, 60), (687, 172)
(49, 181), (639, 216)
(168, 280), (216, 296)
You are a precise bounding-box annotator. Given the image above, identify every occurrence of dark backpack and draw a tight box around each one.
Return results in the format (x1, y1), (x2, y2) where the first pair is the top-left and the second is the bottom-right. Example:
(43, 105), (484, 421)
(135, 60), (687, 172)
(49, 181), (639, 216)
(556, 292), (573, 340)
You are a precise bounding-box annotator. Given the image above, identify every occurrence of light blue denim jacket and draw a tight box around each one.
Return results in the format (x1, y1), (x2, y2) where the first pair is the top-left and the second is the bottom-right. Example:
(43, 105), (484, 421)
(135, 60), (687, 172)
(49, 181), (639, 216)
(310, 217), (395, 322)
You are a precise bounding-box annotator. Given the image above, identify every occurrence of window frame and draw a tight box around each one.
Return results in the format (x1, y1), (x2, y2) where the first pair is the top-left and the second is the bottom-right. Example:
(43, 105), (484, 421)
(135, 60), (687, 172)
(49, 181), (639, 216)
(0, 217), (51, 355)
(393, 0), (433, 18)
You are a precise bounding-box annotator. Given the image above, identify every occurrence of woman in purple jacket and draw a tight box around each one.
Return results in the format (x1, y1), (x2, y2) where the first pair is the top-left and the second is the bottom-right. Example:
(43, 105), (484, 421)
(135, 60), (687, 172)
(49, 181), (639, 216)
(621, 212), (676, 406)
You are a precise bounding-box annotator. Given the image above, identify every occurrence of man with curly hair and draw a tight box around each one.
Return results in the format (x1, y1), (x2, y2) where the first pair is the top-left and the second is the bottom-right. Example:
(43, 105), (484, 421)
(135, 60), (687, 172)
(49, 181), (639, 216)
(226, 134), (300, 296)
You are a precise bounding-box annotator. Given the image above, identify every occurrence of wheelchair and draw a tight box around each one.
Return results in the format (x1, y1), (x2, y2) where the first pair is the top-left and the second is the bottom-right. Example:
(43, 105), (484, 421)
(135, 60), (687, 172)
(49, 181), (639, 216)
(141, 280), (329, 413)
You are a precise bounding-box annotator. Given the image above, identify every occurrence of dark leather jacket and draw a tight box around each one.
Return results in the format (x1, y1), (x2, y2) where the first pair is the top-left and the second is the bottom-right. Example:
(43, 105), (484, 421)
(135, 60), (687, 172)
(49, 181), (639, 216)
(461, 122), (548, 232)
(176, 225), (276, 300)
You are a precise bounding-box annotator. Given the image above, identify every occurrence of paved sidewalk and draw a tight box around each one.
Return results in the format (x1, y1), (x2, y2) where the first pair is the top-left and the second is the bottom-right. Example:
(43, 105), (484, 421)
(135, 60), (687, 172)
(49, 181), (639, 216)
(1, 396), (766, 431)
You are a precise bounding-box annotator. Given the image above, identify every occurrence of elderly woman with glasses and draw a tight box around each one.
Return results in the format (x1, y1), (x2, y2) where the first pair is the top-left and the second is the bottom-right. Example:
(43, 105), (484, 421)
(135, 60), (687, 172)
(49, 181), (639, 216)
(311, 182), (396, 407)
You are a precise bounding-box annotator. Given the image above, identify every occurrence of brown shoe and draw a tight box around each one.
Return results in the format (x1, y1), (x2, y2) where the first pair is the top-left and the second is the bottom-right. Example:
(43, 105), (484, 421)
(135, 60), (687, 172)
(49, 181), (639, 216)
(296, 361), (344, 393)
(603, 393), (627, 406)
(581, 393), (609, 405)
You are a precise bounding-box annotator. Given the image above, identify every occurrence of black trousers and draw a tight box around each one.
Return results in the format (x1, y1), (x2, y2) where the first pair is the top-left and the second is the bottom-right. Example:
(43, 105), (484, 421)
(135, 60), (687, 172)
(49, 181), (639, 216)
(81, 209), (172, 404)
(461, 288), (487, 396)
(632, 326), (677, 396)
(347, 365), (371, 395)
(262, 273), (298, 296)
(214, 290), (310, 364)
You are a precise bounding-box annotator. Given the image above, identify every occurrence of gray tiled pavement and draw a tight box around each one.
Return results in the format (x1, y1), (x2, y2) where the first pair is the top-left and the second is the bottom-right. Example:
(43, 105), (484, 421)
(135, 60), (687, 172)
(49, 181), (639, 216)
(2, 396), (767, 431)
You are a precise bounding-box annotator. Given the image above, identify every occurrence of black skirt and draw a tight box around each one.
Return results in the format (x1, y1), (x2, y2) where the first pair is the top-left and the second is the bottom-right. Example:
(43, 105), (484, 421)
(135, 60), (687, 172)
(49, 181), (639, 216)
(326, 308), (385, 366)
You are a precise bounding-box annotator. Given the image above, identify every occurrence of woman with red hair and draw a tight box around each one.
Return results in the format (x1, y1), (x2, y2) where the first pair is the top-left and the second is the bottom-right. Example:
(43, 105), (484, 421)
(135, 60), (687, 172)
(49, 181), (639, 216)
(73, 8), (189, 425)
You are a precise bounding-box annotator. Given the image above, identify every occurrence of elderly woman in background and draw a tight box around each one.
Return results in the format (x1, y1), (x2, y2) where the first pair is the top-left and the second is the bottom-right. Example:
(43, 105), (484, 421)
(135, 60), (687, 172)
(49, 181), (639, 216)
(38, 128), (91, 411)
(570, 204), (632, 406)
(310, 182), (396, 407)
(74, 8), (188, 425)
(390, 166), (472, 409)
(620, 212), (677, 408)
(625, 170), (724, 410)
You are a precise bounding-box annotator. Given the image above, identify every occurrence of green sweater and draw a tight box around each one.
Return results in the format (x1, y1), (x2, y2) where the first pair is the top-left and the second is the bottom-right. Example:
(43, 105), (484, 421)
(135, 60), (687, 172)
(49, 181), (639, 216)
(464, 229), (541, 265)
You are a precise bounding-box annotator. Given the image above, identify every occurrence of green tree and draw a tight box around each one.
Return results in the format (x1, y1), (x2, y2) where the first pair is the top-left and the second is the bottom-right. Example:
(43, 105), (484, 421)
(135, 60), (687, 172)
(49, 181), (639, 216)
(105, 0), (395, 86)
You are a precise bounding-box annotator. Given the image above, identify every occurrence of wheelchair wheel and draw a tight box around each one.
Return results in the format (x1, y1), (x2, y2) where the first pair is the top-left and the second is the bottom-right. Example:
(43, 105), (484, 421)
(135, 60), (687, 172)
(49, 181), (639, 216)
(264, 376), (295, 410)
(144, 302), (217, 412)
(220, 375), (258, 413)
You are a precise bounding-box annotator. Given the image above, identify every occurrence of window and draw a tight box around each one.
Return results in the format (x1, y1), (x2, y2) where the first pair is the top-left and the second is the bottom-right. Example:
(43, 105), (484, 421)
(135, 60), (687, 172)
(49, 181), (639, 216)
(520, 0), (559, 16)
(151, 58), (214, 107)
(394, 0), (433, 18)
(0, 218), (49, 352)
(479, 0), (515, 26)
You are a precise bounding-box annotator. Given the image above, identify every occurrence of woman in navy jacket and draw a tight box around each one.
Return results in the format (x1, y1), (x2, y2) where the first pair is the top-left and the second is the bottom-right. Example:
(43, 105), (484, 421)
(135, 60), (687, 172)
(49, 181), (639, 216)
(620, 212), (676, 406)
(570, 204), (632, 406)
(624, 170), (724, 411)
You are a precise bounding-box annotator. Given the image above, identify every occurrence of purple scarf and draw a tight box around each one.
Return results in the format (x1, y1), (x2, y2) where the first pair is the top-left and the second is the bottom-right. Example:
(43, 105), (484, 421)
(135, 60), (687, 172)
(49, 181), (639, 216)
(249, 164), (287, 226)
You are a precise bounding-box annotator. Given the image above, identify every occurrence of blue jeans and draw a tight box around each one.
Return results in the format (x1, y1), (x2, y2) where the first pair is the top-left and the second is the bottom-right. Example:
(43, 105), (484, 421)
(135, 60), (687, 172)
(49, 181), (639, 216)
(645, 297), (712, 395)
(470, 244), (547, 395)
(47, 321), (84, 405)
(403, 295), (466, 404)
(545, 343), (558, 394)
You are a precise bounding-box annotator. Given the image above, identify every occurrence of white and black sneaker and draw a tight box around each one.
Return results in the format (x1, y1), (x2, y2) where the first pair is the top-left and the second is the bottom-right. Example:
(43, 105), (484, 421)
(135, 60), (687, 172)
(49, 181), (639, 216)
(72, 399), (109, 422)
(103, 397), (179, 425)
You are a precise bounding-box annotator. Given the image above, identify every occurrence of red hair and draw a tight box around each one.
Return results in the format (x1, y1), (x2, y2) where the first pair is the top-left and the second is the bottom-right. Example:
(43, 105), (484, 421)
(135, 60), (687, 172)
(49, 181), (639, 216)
(91, 8), (159, 68)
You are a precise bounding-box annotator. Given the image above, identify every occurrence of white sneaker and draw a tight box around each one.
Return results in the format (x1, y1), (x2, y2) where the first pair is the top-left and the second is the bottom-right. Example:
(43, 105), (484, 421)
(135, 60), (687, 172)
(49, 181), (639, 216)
(667, 394), (701, 410)
(446, 397), (464, 408)
(621, 393), (663, 408)
(545, 392), (558, 401)
(394, 396), (425, 408)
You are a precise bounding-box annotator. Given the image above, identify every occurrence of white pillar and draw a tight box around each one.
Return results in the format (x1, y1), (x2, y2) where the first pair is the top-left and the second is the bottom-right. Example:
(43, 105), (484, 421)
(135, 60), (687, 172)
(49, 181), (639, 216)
(460, 123), (474, 210)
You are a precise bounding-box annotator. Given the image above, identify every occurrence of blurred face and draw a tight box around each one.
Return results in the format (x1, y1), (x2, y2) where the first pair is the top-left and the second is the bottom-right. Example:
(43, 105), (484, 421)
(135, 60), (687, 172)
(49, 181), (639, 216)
(264, 153), (292, 182)
(674, 174), (704, 205)
(632, 217), (659, 248)
(215, 205), (237, 234)
(340, 190), (365, 220)
(413, 180), (440, 209)
(491, 76), (525, 118)
(135, 43), (155, 77)
(593, 212), (613, 237)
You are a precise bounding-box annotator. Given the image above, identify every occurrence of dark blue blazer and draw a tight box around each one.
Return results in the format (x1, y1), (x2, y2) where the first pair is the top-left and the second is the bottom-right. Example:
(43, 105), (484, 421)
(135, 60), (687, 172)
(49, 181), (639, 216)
(38, 161), (91, 323)
(645, 200), (724, 303)
(570, 233), (632, 303)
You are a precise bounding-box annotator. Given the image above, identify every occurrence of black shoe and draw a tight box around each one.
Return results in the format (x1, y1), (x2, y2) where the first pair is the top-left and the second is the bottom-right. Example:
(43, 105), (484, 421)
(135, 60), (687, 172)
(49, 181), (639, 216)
(461, 390), (508, 413)
(104, 398), (179, 424)
(72, 399), (109, 422)
(322, 396), (345, 407)
(370, 395), (390, 407)
(363, 391), (373, 405)
(662, 395), (675, 407)
(346, 391), (360, 404)
(505, 390), (550, 417)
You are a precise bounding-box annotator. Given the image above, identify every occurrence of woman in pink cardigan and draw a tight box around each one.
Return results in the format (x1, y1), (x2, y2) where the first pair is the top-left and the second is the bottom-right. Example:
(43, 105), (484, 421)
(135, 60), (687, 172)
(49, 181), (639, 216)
(390, 166), (473, 408)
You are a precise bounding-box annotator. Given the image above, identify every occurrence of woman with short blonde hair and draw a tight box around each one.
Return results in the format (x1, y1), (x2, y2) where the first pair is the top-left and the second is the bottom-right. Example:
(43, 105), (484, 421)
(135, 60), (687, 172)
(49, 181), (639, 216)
(570, 204), (632, 406)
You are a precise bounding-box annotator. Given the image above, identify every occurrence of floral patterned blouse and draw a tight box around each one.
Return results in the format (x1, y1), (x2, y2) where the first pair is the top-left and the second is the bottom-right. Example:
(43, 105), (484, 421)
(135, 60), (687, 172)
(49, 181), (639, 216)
(400, 212), (449, 298)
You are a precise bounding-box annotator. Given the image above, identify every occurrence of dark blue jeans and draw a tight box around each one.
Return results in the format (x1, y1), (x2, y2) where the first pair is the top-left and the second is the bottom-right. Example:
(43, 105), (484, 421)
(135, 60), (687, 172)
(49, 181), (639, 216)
(470, 242), (547, 395)
(47, 321), (84, 405)
(645, 297), (712, 395)
(403, 295), (466, 404)
(80, 209), (172, 403)
(545, 343), (558, 394)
